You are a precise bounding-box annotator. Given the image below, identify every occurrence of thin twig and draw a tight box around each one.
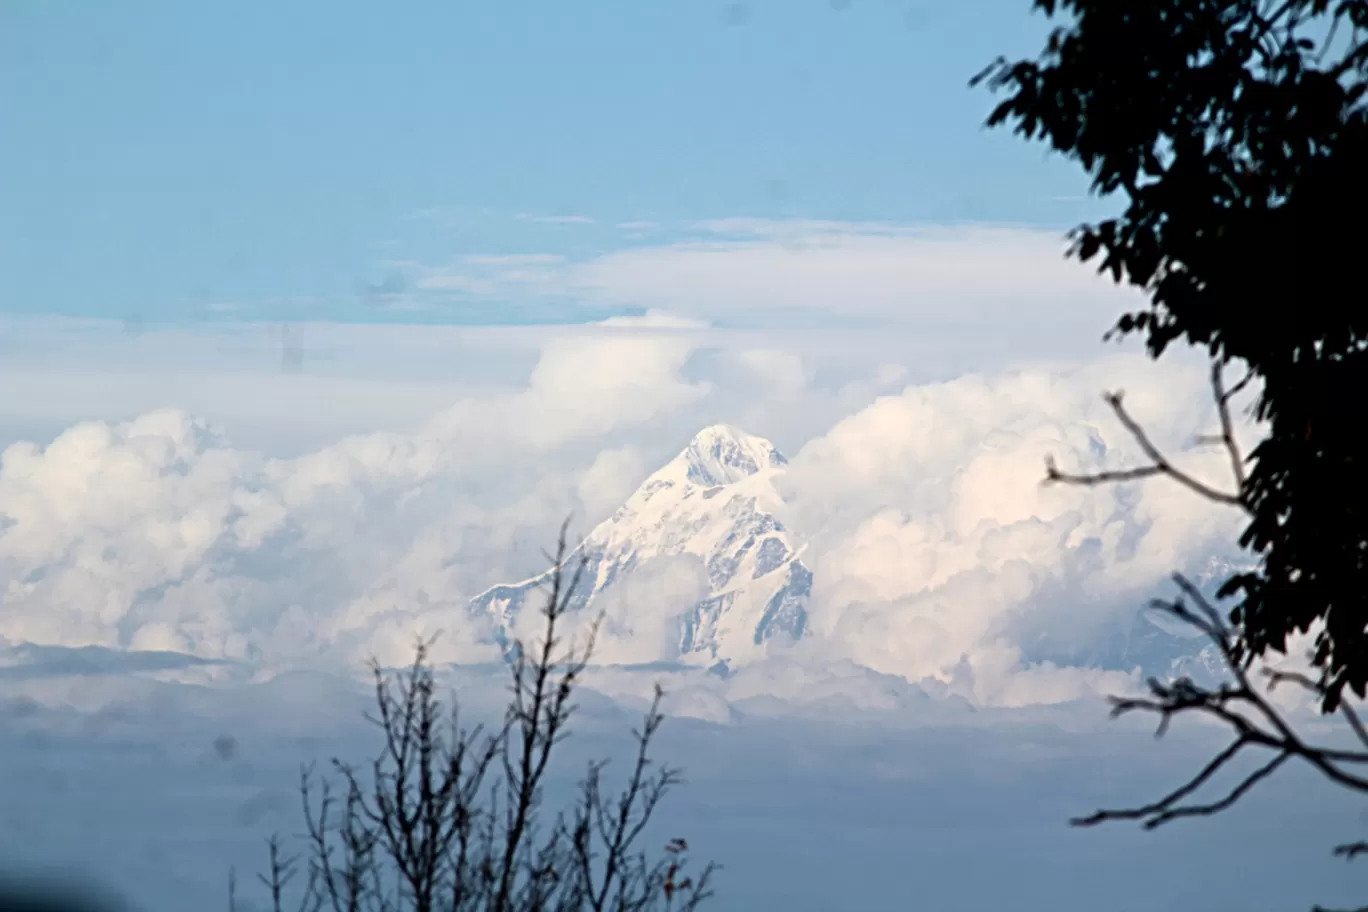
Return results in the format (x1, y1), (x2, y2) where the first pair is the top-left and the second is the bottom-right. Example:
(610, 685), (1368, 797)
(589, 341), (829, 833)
(1211, 361), (1251, 493)
(1044, 379), (1247, 509)
(1071, 573), (1368, 832)
(237, 519), (711, 912)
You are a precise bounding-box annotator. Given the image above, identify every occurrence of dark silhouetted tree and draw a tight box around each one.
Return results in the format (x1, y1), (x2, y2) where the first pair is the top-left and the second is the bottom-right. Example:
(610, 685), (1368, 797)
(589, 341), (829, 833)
(1039, 374), (1368, 909)
(975, 4), (1368, 907)
(242, 524), (715, 912)
(974, 0), (1368, 710)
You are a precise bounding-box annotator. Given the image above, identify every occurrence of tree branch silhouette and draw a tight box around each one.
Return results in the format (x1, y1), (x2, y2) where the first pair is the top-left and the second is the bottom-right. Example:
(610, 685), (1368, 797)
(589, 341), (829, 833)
(239, 520), (715, 912)
(1069, 572), (1368, 832)
(1042, 360), (1368, 908)
(1043, 363), (1248, 510)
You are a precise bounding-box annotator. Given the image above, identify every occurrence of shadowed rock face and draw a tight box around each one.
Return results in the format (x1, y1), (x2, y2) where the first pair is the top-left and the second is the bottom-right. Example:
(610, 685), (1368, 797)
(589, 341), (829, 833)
(468, 425), (810, 667)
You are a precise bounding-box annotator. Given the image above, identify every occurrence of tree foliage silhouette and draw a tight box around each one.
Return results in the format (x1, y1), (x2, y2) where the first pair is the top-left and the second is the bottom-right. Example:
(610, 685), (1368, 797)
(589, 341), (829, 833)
(973, 0), (1368, 710)
(1037, 373), (1368, 909)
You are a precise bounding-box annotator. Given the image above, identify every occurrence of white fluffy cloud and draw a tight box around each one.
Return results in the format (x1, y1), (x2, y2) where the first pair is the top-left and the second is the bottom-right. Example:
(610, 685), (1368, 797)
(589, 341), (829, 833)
(778, 355), (1255, 704)
(0, 305), (1264, 708)
(0, 314), (716, 668)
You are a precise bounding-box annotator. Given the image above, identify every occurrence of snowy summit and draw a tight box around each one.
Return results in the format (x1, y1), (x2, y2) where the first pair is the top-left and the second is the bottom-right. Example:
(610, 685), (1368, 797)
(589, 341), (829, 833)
(468, 425), (810, 669)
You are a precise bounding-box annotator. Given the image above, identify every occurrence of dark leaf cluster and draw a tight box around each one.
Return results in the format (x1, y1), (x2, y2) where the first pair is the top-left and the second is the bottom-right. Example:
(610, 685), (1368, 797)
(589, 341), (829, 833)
(1045, 366), (1368, 907)
(976, 0), (1368, 710)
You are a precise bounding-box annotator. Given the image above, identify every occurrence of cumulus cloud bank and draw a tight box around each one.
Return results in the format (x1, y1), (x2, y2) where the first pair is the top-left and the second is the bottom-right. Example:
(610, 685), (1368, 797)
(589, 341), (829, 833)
(0, 311), (1260, 706)
(781, 357), (1254, 705)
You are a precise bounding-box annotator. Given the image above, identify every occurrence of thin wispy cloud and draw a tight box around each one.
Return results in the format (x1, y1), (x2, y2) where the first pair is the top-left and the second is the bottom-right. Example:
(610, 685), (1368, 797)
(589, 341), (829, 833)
(457, 254), (567, 266)
(403, 219), (1145, 341)
(516, 214), (598, 225)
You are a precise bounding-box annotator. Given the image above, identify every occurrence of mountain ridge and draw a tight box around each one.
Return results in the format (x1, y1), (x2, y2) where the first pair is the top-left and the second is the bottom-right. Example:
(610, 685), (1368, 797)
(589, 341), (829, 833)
(468, 423), (1218, 686)
(468, 425), (811, 668)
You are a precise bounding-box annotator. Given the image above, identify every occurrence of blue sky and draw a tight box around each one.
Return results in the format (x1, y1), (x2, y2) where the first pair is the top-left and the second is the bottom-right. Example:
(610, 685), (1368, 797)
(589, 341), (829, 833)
(0, 0), (1101, 325)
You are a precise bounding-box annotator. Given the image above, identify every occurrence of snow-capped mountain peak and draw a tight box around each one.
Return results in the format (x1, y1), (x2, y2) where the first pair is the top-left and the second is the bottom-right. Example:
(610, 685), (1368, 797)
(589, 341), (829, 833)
(662, 424), (788, 488)
(468, 426), (809, 668)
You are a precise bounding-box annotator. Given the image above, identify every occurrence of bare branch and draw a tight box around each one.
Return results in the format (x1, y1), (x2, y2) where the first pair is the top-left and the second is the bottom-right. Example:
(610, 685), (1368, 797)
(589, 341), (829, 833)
(1071, 738), (1250, 828)
(1334, 841), (1368, 860)
(1071, 573), (1368, 835)
(1268, 669), (1368, 752)
(233, 517), (711, 912)
(495, 519), (596, 912)
(256, 833), (317, 912)
(1050, 371), (1368, 904)
(1043, 382), (1247, 509)
(1210, 361), (1252, 493)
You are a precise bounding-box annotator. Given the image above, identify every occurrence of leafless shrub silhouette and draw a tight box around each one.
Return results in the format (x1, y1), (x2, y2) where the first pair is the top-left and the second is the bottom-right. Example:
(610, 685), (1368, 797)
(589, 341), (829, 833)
(1047, 364), (1368, 912)
(241, 523), (715, 912)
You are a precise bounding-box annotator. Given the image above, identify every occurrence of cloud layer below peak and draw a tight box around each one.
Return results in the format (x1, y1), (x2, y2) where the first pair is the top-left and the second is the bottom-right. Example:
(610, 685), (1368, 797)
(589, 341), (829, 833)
(0, 313), (1261, 709)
